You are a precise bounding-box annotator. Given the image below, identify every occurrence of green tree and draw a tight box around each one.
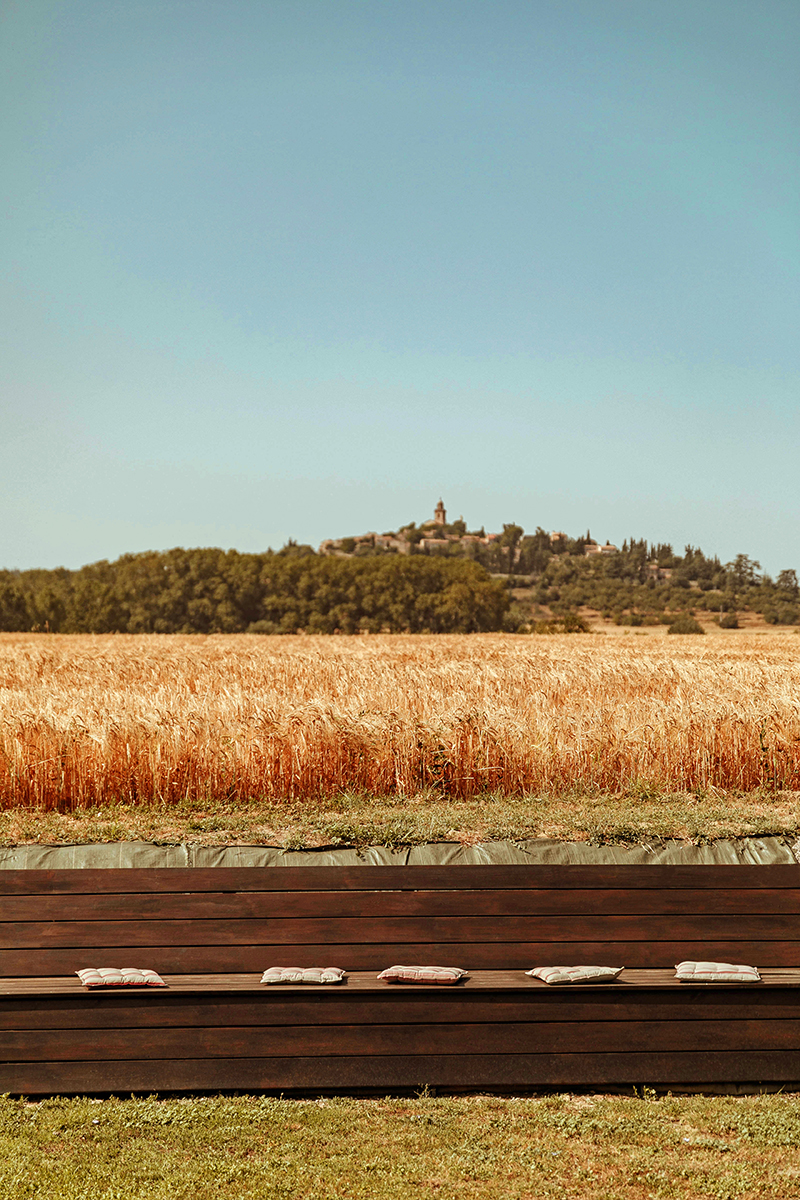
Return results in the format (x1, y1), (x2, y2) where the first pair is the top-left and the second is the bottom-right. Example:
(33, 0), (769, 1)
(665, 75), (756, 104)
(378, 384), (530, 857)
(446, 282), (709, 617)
(276, 540), (316, 558)
(499, 524), (524, 573)
(777, 569), (799, 597)
(517, 527), (553, 575)
(726, 554), (761, 588)
(0, 577), (31, 631)
(668, 615), (705, 635)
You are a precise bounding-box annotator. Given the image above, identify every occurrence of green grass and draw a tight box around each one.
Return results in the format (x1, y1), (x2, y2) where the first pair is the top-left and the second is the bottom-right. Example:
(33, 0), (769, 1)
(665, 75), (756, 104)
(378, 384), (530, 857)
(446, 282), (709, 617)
(2, 789), (800, 850)
(3, 1092), (800, 1199)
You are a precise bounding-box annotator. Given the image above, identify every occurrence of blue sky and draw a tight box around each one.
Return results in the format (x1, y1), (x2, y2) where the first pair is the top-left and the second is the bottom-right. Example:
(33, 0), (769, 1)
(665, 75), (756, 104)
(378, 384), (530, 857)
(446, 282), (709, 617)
(2, 0), (799, 573)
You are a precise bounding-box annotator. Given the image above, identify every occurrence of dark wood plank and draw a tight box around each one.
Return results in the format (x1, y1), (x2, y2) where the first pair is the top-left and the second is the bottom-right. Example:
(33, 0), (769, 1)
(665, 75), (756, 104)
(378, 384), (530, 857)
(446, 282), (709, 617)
(4, 864), (800, 895)
(9, 887), (800, 922)
(4, 940), (800, 975)
(7, 1017), (800, 1061)
(7, 985), (800, 1028)
(5, 912), (800, 951)
(5, 1050), (800, 1094)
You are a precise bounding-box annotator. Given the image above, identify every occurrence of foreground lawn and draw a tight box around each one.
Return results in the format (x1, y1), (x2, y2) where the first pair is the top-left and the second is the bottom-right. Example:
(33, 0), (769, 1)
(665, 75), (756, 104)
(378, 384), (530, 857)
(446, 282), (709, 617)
(3, 1092), (800, 1199)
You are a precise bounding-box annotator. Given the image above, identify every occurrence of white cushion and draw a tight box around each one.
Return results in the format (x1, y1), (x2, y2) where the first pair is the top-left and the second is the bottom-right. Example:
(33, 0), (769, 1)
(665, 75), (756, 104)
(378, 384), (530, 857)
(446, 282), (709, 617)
(526, 966), (624, 985)
(377, 966), (468, 985)
(675, 961), (760, 983)
(261, 967), (346, 985)
(77, 968), (166, 988)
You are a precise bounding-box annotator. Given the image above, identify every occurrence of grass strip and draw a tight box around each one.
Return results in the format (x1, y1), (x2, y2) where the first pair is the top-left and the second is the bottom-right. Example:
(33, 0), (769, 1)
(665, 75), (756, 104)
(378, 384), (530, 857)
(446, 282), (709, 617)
(2, 1092), (800, 1199)
(2, 789), (799, 850)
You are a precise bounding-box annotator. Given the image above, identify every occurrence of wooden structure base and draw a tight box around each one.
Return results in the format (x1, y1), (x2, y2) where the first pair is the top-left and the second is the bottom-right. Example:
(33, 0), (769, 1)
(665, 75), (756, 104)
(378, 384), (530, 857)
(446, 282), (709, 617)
(3, 865), (800, 1094)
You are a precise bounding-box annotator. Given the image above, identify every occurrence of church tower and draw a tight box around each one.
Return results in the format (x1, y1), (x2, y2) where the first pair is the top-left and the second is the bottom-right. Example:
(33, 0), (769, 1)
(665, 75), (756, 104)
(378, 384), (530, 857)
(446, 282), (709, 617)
(434, 498), (446, 526)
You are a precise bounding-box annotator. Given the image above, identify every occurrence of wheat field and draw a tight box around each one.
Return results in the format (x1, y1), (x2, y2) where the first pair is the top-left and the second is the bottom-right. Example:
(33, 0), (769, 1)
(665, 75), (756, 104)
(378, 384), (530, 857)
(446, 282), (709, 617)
(0, 631), (799, 810)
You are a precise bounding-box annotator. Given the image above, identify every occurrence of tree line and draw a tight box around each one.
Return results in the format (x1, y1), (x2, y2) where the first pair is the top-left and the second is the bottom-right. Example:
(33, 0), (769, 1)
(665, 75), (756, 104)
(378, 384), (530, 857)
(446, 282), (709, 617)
(2, 530), (797, 635)
(0, 548), (509, 635)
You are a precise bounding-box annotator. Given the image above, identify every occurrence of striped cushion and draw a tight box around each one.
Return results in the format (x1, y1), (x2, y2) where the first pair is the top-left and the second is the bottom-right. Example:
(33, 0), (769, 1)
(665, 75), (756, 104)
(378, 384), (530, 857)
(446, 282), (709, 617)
(77, 968), (166, 988)
(527, 966), (624, 985)
(675, 961), (761, 983)
(261, 967), (346, 985)
(378, 966), (468, 985)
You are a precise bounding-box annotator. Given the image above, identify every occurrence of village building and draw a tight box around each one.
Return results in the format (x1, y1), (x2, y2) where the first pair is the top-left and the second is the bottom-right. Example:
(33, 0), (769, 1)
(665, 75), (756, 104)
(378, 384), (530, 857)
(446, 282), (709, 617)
(584, 539), (618, 557)
(374, 534), (411, 554)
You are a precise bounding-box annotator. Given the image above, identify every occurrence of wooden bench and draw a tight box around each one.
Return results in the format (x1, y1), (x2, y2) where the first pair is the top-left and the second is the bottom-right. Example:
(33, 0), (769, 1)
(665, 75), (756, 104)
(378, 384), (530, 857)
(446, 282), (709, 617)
(3, 863), (800, 1094)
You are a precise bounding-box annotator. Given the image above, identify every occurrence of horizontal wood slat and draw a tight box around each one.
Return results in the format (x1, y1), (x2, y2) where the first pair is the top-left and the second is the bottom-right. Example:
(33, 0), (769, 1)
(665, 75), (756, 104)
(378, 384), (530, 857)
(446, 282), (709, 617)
(7, 887), (800, 922)
(6, 988), (800, 1028)
(7, 912), (799, 951)
(6, 1018), (800, 1062)
(3, 941), (799, 976)
(4, 865), (800, 895)
(5, 1051), (800, 1094)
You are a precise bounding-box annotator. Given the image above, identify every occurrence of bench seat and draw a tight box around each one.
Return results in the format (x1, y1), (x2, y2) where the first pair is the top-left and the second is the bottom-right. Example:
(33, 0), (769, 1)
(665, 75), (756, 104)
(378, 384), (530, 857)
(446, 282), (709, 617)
(5, 967), (800, 995)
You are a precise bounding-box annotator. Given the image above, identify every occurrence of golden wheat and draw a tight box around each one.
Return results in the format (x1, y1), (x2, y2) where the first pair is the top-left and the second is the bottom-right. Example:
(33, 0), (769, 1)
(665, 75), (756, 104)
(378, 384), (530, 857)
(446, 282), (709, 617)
(0, 631), (799, 809)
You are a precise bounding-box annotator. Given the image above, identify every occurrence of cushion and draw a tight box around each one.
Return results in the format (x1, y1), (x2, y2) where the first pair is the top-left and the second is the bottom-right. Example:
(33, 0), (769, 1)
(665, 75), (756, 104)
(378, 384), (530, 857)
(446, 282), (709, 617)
(377, 965), (468, 985)
(261, 967), (346, 985)
(527, 966), (624, 985)
(675, 960), (761, 983)
(77, 968), (167, 988)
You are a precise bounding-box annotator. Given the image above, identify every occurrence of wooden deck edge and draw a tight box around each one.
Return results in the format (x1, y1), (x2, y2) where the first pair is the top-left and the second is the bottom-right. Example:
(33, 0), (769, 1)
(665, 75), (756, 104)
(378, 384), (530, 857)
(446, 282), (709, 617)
(5, 1051), (800, 1095)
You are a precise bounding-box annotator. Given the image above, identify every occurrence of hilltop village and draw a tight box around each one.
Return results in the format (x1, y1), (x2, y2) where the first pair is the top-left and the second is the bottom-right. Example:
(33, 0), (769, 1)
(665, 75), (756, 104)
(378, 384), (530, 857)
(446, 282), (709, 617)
(316, 503), (797, 631)
(319, 500), (621, 570)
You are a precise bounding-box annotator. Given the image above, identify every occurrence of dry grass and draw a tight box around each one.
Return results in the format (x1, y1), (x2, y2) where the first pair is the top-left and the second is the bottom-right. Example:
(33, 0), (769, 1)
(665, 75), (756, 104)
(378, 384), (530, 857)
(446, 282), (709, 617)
(1, 631), (800, 817)
(4, 1091), (800, 1199)
(2, 790), (800, 850)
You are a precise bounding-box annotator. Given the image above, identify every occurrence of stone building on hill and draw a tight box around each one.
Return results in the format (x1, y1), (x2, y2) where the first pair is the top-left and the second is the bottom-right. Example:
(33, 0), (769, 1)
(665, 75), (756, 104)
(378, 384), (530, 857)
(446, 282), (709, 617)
(584, 538), (618, 557)
(319, 500), (496, 557)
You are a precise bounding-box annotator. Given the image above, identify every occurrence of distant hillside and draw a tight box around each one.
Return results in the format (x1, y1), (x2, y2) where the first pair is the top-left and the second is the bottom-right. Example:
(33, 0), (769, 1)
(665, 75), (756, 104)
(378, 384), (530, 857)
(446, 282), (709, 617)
(318, 500), (800, 631)
(1, 503), (798, 634)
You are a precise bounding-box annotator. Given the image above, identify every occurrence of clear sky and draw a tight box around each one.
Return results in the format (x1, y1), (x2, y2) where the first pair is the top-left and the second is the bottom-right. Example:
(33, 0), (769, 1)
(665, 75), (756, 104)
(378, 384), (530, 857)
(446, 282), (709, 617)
(2, 0), (799, 574)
